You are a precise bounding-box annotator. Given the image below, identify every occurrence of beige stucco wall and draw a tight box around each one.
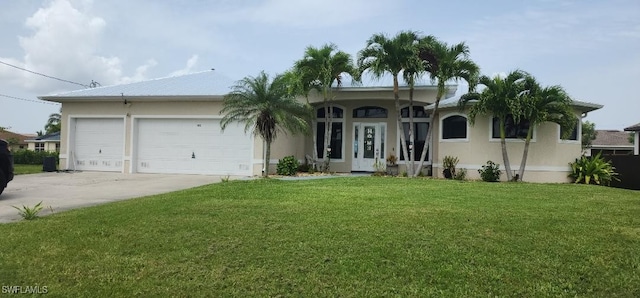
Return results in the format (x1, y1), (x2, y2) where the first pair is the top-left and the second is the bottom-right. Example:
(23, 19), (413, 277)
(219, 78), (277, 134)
(58, 99), (306, 176)
(432, 108), (583, 183)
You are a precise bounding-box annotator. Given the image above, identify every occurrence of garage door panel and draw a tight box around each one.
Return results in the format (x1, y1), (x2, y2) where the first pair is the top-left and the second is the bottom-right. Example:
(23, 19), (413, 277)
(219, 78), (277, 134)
(74, 118), (124, 172)
(136, 119), (252, 175)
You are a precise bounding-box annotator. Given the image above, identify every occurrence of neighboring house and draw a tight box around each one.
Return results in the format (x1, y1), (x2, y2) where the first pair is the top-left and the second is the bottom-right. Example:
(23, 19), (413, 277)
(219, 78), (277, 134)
(624, 122), (640, 155)
(0, 130), (31, 151)
(588, 130), (634, 156)
(39, 70), (602, 182)
(26, 131), (61, 152)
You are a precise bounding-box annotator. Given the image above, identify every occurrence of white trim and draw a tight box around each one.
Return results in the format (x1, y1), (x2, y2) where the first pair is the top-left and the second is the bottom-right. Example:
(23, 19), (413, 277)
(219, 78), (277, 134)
(130, 116), (254, 176)
(67, 115), (126, 173)
(557, 118), (581, 144)
(635, 131), (639, 155)
(398, 110), (432, 164)
(433, 163), (570, 172)
(439, 112), (470, 142)
(314, 105), (346, 162)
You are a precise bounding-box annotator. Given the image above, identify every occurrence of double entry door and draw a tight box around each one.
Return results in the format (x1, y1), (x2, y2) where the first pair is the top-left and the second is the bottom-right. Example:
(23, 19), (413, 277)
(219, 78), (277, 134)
(352, 122), (386, 172)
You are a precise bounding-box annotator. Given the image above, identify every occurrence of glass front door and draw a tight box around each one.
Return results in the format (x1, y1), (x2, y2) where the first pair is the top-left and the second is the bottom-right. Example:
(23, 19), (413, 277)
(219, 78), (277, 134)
(352, 122), (386, 171)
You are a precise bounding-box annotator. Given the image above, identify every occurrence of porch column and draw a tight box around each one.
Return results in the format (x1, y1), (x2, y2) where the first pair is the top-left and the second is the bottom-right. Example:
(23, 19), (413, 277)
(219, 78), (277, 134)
(635, 131), (639, 155)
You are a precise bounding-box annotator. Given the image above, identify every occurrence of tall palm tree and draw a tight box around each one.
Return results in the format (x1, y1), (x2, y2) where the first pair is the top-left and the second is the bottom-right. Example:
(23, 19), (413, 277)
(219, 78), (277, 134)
(358, 31), (421, 176)
(293, 44), (359, 171)
(45, 108), (62, 134)
(414, 39), (479, 177)
(221, 71), (312, 177)
(514, 77), (577, 180)
(459, 70), (529, 181)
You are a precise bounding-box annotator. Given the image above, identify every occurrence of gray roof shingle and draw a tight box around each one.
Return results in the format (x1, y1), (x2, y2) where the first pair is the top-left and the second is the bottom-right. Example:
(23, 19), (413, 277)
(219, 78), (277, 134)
(624, 122), (640, 131)
(592, 130), (634, 146)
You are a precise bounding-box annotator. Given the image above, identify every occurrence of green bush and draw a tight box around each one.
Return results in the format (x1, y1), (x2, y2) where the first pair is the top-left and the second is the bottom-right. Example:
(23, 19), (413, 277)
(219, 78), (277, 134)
(276, 156), (299, 176)
(442, 156), (459, 179)
(478, 161), (501, 182)
(12, 150), (59, 165)
(454, 168), (467, 181)
(568, 153), (619, 186)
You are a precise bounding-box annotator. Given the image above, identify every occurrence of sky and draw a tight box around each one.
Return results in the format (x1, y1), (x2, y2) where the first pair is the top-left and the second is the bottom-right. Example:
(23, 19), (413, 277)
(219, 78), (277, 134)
(1, 0), (638, 134)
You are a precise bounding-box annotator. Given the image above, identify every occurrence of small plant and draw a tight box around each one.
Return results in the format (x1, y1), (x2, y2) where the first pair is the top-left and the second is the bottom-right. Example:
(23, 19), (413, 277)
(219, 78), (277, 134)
(454, 168), (467, 181)
(221, 175), (231, 183)
(13, 201), (44, 220)
(401, 171), (408, 177)
(386, 154), (398, 166)
(568, 152), (619, 186)
(373, 157), (386, 174)
(442, 156), (459, 179)
(478, 161), (501, 182)
(276, 156), (299, 176)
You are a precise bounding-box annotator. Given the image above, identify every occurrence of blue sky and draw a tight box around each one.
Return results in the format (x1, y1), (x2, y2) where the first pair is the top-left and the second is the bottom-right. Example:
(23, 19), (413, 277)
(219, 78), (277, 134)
(1, 0), (639, 134)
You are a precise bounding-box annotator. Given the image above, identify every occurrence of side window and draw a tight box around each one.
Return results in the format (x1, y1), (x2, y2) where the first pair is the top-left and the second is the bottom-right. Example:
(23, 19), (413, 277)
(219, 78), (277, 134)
(442, 115), (467, 139)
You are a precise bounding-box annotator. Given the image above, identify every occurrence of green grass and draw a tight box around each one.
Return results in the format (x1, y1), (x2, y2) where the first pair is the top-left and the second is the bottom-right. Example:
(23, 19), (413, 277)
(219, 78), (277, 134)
(12, 164), (43, 175)
(1, 177), (639, 296)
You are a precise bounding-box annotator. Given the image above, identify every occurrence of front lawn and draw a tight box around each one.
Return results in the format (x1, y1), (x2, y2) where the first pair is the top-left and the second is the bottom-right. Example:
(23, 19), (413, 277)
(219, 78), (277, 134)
(0, 177), (638, 296)
(12, 164), (43, 175)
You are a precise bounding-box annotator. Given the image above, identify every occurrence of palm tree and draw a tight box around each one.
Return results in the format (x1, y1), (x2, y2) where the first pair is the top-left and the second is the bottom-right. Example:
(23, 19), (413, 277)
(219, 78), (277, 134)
(221, 71), (312, 177)
(459, 70), (529, 181)
(45, 108), (62, 134)
(514, 77), (577, 180)
(358, 31), (421, 176)
(293, 44), (359, 171)
(414, 39), (479, 177)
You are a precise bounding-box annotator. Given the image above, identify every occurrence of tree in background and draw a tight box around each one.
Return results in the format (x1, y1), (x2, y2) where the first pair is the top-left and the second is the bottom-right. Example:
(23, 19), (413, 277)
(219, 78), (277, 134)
(221, 71), (312, 177)
(44, 108), (61, 134)
(581, 120), (597, 149)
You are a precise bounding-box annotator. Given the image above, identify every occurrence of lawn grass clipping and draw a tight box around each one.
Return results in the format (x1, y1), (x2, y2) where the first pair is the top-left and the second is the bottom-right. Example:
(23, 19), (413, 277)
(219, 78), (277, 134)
(0, 177), (639, 296)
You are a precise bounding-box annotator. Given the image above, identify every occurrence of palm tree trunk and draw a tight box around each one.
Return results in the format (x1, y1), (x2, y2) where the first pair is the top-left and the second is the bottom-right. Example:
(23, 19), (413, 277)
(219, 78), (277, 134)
(311, 118), (319, 170)
(500, 119), (513, 181)
(323, 101), (333, 173)
(416, 85), (443, 177)
(264, 139), (272, 178)
(394, 75), (411, 176)
(518, 126), (533, 181)
(408, 84), (415, 176)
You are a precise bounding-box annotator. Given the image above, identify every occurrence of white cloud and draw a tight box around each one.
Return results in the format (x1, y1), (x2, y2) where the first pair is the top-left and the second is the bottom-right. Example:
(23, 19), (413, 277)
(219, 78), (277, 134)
(169, 55), (199, 77)
(0, 0), (157, 94)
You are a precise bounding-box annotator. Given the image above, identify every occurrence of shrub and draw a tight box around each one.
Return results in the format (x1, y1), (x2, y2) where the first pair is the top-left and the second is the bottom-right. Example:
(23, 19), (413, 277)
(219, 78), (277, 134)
(276, 156), (299, 176)
(12, 150), (59, 165)
(478, 161), (501, 182)
(454, 168), (467, 181)
(568, 153), (619, 186)
(442, 156), (459, 179)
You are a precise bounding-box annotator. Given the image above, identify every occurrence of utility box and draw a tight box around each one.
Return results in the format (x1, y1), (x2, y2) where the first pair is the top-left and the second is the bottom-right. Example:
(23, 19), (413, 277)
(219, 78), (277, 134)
(43, 156), (57, 172)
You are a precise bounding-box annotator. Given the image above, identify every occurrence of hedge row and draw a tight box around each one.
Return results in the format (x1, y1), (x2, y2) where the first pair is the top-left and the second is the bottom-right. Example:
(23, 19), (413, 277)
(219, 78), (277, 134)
(12, 150), (59, 165)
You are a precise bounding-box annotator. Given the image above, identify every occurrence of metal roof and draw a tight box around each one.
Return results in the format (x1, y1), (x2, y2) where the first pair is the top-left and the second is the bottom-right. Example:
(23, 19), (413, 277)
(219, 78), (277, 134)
(40, 70), (235, 101)
(427, 94), (603, 113)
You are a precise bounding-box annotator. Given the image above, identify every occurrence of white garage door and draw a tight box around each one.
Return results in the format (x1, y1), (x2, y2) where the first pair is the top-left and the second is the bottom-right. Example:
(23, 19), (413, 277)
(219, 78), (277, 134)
(135, 118), (252, 175)
(73, 118), (125, 172)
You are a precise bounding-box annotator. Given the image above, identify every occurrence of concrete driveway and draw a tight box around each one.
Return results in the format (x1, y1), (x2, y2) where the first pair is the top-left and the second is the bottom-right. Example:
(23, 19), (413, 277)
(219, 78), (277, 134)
(0, 171), (225, 223)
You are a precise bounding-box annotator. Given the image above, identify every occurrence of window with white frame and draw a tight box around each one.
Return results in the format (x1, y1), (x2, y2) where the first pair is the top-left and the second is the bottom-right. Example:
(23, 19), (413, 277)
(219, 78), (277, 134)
(441, 114), (468, 140)
(560, 121), (579, 141)
(492, 114), (531, 139)
(316, 106), (344, 159)
(399, 106), (430, 161)
(35, 143), (45, 152)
